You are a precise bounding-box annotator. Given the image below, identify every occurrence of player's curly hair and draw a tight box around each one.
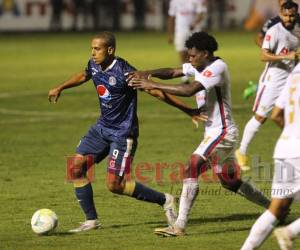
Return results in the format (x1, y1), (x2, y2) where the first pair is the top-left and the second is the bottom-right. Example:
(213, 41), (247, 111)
(94, 31), (116, 48)
(281, 1), (298, 11)
(185, 32), (218, 54)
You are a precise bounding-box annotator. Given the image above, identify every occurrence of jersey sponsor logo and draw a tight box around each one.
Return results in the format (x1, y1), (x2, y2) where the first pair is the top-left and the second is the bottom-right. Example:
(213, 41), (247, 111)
(97, 85), (111, 100)
(203, 70), (213, 77)
(265, 35), (271, 41)
(92, 67), (99, 76)
(108, 76), (117, 86)
(279, 47), (289, 55)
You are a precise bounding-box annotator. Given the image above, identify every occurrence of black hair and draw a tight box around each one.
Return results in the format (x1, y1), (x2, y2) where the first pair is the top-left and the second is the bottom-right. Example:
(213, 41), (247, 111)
(281, 1), (298, 11)
(185, 32), (218, 54)
(94, 31), (116, 48)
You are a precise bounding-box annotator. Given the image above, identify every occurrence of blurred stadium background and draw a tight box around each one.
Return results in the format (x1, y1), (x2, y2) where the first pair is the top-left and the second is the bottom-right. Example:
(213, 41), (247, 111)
(1, 0), (300, 249)
(2, 0), (300, 32)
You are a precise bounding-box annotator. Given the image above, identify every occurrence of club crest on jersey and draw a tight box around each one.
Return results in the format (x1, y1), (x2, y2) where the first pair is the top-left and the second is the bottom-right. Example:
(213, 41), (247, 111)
(91, 67), (99, 76)
(97, 85), (111, 100)
(109, 76), (117, 86)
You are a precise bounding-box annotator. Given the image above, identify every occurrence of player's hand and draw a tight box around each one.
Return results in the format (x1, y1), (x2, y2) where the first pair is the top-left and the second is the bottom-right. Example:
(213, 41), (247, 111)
(191, 114), (208, 129)
(128, 78), (155, 90)
(125, 71), (150, 82)
(186, 108), (208, 128)
(287, 51), (299, 60)
(48, 87), (61, 103)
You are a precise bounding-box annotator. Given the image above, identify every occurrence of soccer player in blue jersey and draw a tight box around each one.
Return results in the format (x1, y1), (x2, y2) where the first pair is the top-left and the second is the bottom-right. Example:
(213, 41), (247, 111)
(48, 31), (202, 232)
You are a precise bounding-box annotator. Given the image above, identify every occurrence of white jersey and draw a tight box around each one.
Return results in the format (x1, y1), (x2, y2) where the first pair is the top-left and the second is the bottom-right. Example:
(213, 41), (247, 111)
(168, 0), (207, 34)
(183, 59), (236, 134)
(273, 63), (300, 159)
(260, 22), (299, 87)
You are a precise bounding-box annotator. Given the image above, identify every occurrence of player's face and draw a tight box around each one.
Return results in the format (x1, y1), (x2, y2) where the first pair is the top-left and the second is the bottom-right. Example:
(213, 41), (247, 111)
(280, 7), (298, 30)
(91, 38), (113, 65)
(188, 47), (208, 69)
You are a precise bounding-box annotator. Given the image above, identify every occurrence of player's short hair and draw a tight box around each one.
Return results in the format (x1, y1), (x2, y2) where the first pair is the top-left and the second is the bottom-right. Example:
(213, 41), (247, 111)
(185, 32), (218, 54)
(93, 31), (116, 48)
(281, 1), (298, 11)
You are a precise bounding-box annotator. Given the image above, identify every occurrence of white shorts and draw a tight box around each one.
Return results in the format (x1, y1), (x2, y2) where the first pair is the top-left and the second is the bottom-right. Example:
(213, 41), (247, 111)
(252, 80), (285, 117)
(193, 128), (239, 173)
(272, 158), (300, 199)
(174, 31), (191, 52)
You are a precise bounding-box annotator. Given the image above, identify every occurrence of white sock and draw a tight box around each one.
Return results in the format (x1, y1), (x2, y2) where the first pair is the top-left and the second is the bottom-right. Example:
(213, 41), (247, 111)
(239, 117), (262, 155)
(287, 218), (300, 238)
(241, 210), (278, 250)
(175, 178), (199, 229)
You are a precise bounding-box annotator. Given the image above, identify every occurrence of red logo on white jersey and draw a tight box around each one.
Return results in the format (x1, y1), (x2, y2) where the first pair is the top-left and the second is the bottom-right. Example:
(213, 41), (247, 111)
(203, 70), (213, 77)
(280, 47), (289, 55)
(265, 35), (271, 41)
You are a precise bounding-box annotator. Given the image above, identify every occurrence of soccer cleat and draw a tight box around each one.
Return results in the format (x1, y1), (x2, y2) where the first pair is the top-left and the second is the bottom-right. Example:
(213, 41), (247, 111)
(243, 81), (258, 100)
(154, 225), (185, 237)
(274, 227), (294, 250)
(163, 193), (177, 226)
(69, 219), (101, 233)
(235, 149), (250, 171)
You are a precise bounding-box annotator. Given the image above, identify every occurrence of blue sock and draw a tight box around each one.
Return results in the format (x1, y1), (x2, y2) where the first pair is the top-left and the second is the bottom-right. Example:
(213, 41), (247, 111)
(74, 183), (98, 220)
(132, 182), (166, 206)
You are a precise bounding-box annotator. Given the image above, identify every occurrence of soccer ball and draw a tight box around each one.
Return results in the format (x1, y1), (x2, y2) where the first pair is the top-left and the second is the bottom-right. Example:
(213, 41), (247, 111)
(31, 209), (58, 235)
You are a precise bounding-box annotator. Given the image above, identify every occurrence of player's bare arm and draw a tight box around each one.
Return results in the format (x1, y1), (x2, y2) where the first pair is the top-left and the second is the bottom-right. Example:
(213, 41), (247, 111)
(129, 78), (204, 97)
(190, 13), (205, 31)
(126, 67), (184, 82)
(271, 106), (285, 129)
(261, 48), (299, 62)
(146, 89), (208, 125)
(167, 15), (175, 44)
(48, 71), (90, 103)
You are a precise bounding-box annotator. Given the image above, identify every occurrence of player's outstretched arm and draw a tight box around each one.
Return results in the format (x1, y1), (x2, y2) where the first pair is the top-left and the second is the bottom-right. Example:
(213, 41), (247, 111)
(270, 106), (284, 129)
(146, 89), (208, 127)
(129, 78), (204, 97)
(126, 67), (184, 82)
(48, 71), (90, 103)
(261, 49), (299, 62)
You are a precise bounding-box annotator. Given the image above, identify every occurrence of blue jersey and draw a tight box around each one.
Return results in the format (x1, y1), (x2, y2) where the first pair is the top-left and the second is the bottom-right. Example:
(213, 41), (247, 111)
(85, 57), (138, 138)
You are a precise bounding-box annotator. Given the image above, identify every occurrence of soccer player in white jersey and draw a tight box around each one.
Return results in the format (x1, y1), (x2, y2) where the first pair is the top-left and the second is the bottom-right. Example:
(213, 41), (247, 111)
(168, 0), (207, 83)
(241, 62), (300, 250)
(235, 1), (300, 171)
(127, 32), (270, 237)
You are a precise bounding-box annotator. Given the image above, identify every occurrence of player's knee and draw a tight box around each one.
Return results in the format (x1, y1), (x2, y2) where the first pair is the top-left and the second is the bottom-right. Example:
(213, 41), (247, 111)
(271, 203), (291, 222)
(218, 173), (242, 192)
(72, 158), (86, 178)
(106, 180), (124, 194)
(254, 114), (267, 124)
(185, 154), (206, 178)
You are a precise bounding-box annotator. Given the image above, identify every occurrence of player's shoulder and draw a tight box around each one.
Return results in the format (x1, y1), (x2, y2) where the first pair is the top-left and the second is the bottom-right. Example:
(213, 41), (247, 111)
(115, 57), (136, 72)
(261, 16), (280, 34)
(209, 58), (227, 71)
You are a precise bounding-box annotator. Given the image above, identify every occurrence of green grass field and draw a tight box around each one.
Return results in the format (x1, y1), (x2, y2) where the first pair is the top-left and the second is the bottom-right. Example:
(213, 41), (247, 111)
(0, 31), (299, 249)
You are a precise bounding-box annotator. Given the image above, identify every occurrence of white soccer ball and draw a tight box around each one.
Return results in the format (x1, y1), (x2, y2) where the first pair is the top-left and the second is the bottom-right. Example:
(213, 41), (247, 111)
(31, 209), (58, 235)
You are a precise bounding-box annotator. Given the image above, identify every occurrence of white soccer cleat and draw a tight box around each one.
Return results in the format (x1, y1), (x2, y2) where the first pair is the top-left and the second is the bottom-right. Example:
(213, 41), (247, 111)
(163, 193), (177, 226)
(274, 227), (294, 250)
(154, 225), (185, 237)
(235, 149), (250, 171)
(69, 219), (101, 233)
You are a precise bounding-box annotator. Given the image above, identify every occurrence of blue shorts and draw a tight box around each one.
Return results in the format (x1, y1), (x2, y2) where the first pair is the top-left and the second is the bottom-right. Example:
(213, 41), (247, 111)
(76, 124), (137, 177)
